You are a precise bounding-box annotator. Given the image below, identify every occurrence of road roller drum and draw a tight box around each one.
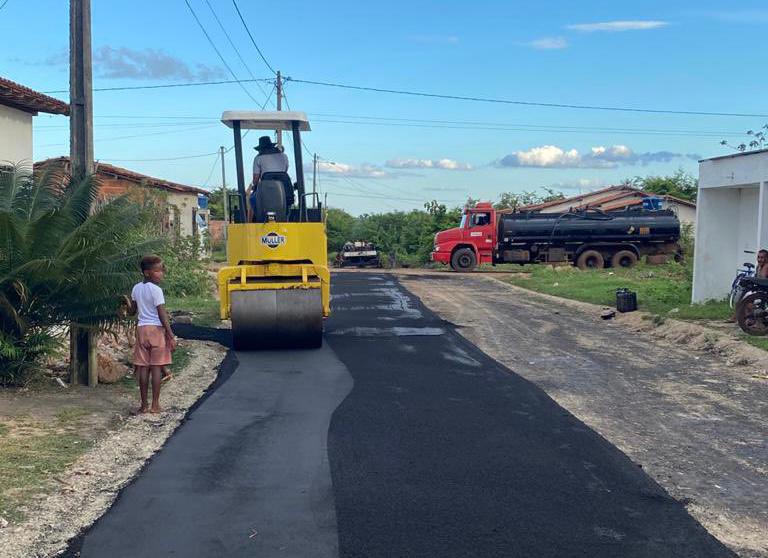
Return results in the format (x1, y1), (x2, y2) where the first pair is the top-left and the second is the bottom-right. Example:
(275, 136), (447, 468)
(230, 289), (323, 350)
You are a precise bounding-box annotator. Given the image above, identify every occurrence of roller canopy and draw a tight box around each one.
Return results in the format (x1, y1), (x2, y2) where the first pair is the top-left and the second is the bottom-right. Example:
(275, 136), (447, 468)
(221, 111), (311, 131)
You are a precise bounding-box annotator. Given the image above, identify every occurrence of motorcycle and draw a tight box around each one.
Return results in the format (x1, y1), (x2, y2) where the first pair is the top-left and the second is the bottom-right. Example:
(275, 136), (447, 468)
(735, 275), (768, 335)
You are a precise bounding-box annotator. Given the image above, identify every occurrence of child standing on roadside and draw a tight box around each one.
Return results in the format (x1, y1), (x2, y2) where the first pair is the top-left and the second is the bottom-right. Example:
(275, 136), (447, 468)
(128, 255), (176, 414)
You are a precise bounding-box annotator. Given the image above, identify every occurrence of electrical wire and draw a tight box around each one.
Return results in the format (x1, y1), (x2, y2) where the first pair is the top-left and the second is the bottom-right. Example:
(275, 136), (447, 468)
(202, 151), (221, 187)
(99, 152), (219, 162)
(0, 0), (10, 11)
(203, 0), (270, 102)
(231, 0), (277, 75)
(183, 0), (264, 106)
(286, 77), (768, 118)
(43, 78), (272, 95)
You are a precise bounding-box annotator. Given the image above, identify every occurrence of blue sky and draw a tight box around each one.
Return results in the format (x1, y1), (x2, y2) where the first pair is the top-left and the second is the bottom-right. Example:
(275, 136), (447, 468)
(2, 1), (767, 214)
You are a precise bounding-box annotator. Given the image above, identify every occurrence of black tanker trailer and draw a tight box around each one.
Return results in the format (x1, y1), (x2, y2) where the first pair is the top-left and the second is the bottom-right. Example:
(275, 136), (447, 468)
(432, 202), (681, 271)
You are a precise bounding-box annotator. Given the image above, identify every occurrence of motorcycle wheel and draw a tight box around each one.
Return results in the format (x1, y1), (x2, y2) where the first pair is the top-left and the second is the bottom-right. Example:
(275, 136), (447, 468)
(736, 292), (768, 335)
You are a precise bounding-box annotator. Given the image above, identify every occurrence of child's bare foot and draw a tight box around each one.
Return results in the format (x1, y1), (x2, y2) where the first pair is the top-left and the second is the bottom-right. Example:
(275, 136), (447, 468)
(150, 405), (162, 414)
(133, 406), (149, 415)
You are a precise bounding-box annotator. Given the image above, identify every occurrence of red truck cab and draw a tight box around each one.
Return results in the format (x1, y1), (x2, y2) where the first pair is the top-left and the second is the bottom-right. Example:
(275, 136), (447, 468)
(431, 202), (497, 271)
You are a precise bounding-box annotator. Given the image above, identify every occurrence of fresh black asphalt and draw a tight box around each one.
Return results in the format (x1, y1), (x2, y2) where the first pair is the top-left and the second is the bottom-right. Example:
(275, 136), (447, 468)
(66, 272), (734, 557)
(324, 273), (733, 558)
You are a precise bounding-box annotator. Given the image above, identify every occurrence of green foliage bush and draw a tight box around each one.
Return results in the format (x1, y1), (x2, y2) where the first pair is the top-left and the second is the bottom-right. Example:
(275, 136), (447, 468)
(0, 165), (160, 386)
(158, 236), (212, 298)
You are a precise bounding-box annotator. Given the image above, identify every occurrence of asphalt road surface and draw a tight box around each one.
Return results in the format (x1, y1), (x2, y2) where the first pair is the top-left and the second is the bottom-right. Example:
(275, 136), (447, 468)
(68, 272), (733, 557)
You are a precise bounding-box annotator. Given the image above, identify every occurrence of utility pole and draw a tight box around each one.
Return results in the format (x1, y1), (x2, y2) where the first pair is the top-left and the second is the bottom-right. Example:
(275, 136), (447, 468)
(69, 0), (96, 386)
(275, 70), (283, 147)
(312, 153), (318, 198)
(219, 146), (228, 245)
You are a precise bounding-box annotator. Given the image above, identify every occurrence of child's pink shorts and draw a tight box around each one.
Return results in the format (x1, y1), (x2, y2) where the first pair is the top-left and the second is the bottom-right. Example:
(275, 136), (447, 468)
(134, 326), (172, 367)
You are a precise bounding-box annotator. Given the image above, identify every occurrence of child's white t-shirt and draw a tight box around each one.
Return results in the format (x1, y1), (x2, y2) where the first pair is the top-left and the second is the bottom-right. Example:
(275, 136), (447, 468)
(131, 282), (165, 326)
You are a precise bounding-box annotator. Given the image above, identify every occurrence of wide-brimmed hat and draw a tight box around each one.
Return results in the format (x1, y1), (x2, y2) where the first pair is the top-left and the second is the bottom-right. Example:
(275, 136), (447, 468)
(254, 135), (277, 151)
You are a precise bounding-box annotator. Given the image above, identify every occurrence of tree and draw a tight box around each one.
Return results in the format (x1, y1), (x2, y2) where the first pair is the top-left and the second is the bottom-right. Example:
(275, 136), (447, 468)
(494, 188), (565, 211)
(0, 165), (159, 385)
(628, 169), (698, 202)
(325, 207), (356, 252)
(207, 187), (236, 220)
(721, 124), (768, 152)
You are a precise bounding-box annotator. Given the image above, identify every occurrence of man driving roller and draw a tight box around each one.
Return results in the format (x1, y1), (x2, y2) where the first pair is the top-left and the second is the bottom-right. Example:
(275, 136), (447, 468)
(247, 135), (290, 221)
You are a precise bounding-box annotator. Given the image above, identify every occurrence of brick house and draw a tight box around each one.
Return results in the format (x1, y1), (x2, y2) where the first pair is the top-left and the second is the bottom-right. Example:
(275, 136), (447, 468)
(35, 156), (209, 237)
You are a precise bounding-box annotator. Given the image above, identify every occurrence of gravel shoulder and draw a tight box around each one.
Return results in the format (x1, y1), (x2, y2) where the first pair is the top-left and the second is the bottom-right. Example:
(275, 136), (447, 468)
(0, 340), (226, 558)
(396, 270), (768, 558)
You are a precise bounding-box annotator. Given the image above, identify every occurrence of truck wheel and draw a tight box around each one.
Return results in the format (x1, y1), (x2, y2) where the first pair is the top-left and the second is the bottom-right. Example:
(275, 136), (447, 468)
(611, 250), (638, 269)
(451, 248), (477, 272)
(576, 250), (604, 270)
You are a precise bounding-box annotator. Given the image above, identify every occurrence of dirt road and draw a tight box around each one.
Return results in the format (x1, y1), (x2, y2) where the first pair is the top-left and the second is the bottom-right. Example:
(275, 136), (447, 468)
(398, 270), (768, 558)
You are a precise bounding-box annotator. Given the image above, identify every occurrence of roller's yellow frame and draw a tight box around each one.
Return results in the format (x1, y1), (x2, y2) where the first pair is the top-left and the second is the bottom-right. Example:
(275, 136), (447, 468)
(217, 222), (331, 320)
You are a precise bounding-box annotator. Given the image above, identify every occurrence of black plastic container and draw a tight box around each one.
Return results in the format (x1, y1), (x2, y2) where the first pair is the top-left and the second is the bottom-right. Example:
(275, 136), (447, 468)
(616, 288), (638, 313)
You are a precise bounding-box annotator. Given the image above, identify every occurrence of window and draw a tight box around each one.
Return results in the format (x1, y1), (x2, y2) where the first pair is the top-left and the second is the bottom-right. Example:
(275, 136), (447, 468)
(471, 213), (490, 227)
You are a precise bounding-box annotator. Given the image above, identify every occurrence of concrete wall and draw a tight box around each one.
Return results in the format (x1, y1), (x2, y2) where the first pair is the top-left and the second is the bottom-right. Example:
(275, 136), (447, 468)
(692, 185), (757, 302)
(0, 104), (33, 164)
(665, 201), (696, 231)
(693, 151), (768, 303)
(166, 191), (199, 237)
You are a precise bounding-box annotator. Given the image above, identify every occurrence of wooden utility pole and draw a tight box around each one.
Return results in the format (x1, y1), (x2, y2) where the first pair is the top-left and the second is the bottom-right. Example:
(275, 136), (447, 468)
(69, 0), (97, 386)
(219, 145), (228, 245)
(312, 153), (318, 198)
(275, 70), (282, 147)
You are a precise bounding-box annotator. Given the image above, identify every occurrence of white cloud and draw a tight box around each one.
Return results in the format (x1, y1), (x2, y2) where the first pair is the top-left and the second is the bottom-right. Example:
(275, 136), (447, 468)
(501, 145), (582, 168)
(525, 37), (568, 50)
(93, 46), (226, 81)
(385, 158), (472, 171)
(566, 20), (668, 32)
(317, 161), (391, 179)
(498, 144), (698, 169)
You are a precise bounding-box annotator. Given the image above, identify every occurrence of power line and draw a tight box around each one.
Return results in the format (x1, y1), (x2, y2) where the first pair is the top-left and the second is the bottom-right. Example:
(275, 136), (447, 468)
(43, 78), (272, 95)
(286, 77), (768, 118)
(231, 0), (277, 75)
(312, 118), (730, 138)
(99, 152), (219, 162)
(183, 0), (263, 106)
(203, 0), (270, 102)
(202, 151), (221, 187)
(0, 0), (10, 11)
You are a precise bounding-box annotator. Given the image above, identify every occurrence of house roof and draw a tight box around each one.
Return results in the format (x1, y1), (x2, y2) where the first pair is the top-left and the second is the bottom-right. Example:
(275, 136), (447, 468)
(520, 185), (634, 212)
(519, 185), (696, 213)
(35, 157), (208, 195)
(0, 77), (69, 116)
(700, 147), (768, 163)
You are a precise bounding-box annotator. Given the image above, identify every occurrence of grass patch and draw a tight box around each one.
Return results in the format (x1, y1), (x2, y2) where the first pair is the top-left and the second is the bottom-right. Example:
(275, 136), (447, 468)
(166, 295), (220, 327)
(506, 261), (731, 321)
(743, 336), (768, 351)
(0, 412), (90, 523)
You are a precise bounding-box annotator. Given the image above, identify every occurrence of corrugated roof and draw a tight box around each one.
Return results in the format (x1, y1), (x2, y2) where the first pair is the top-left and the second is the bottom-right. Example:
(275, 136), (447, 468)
(520, 184), (633, 212)
(34, 157), (208, 195)
(0, 76), (69, 115)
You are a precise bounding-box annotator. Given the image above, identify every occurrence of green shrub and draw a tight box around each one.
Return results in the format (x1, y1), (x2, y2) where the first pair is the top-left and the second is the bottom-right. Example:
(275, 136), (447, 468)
(158, 236), (212, 298)
(0, 165), (159, 385)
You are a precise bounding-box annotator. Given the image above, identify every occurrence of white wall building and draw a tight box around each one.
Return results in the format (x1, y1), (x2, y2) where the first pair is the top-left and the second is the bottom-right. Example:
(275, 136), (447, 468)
(0, 76), (69, 165)
(693, 149), (768, 302)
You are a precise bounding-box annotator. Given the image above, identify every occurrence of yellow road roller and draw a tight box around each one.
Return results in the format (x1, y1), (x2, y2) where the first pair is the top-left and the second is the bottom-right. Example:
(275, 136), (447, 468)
(217, 111), (330, 349)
